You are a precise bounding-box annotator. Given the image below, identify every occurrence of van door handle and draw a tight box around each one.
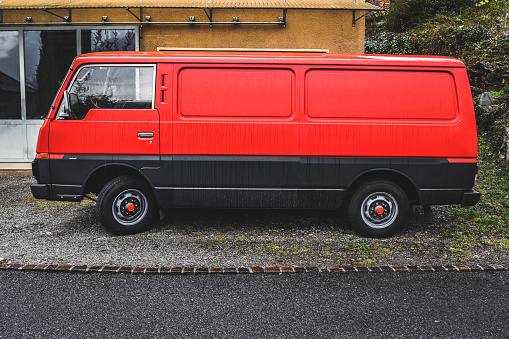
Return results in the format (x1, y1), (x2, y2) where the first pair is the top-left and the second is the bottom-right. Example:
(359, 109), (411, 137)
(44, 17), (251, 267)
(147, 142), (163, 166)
(138, 132), (154, 138)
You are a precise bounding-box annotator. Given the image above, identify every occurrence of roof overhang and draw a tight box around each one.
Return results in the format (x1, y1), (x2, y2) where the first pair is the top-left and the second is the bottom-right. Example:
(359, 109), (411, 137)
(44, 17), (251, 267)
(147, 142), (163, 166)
(0, 0), (382, 10)
(0, 0), (383, 27)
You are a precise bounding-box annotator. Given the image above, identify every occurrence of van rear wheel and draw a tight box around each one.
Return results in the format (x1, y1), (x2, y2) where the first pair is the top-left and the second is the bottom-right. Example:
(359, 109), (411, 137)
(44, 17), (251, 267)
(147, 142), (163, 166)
(347, 180), (409, 238)
(97, 176), (157, 235)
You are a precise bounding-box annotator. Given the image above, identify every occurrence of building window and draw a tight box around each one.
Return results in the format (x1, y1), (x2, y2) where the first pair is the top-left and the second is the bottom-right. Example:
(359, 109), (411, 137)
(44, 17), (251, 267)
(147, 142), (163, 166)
(81, 29), (136, 53)
(24, 30), (77, 120)
(0, 31), (21, 120)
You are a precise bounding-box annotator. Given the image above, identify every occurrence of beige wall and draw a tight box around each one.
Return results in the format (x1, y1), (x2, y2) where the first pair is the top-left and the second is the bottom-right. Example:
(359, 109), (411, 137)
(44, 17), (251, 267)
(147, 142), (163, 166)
(3, 8), (366, 54)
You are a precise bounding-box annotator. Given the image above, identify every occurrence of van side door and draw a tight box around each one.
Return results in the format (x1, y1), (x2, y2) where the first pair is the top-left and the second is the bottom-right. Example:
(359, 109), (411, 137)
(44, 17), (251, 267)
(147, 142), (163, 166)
(48, 64), (160, 188)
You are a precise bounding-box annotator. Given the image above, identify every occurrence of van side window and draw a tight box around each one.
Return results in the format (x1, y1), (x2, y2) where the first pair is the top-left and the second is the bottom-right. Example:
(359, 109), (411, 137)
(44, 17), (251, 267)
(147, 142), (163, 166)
(57, 65), (154, 120)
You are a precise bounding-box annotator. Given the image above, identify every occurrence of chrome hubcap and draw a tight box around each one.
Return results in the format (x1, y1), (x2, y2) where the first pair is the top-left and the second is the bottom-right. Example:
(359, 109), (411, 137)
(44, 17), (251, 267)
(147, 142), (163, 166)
(112, 189), (148, 226)
(361, 192), (398, 229)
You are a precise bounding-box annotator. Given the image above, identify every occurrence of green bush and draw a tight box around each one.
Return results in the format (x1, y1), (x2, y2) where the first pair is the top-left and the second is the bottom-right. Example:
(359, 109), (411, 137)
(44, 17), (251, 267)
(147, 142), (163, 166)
(385, 0), (478, 32)
(365, 32), (415, 54)
(475, 88), (509, 156)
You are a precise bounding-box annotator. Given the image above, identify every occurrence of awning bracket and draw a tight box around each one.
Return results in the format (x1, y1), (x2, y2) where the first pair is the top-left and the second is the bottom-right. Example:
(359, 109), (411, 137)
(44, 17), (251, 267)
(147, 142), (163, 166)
(203, 9), (213, 27)
(42, 8), (71, 22)
(281, 9), (287, 28)
(126, 7), (143, 22)
(352, 9), (374, 27)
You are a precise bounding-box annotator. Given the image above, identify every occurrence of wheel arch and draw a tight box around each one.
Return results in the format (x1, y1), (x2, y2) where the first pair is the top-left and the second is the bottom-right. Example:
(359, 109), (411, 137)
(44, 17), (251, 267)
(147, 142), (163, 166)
(83, 164), (154, 196)
(345, 169), (420, 205)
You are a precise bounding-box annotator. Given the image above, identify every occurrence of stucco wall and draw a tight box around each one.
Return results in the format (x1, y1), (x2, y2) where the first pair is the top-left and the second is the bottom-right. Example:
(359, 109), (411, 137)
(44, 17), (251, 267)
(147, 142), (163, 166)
(2, 8), (365, 53)
(140, 9), (365, 54)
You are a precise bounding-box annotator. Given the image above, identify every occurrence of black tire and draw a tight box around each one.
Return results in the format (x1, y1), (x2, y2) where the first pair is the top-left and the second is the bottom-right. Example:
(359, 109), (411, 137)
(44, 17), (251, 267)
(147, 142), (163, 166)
(347, 180), (409, 238)
(96, 176), (157, 235)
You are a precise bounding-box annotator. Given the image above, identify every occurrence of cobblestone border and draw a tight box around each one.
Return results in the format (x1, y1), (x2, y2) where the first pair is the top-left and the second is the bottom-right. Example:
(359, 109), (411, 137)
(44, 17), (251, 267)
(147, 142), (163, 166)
(0, 263), (508, 274)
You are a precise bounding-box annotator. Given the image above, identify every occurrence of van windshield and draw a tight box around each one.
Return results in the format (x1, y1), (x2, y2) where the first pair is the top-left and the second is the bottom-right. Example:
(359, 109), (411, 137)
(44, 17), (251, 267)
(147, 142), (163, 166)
(57, 65), (154, 120)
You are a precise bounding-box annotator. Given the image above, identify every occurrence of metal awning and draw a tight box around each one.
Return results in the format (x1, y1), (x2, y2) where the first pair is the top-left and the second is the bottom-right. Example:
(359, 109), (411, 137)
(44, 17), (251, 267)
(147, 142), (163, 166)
(0, 0), (383, 27)
(0, 0), (382, 10)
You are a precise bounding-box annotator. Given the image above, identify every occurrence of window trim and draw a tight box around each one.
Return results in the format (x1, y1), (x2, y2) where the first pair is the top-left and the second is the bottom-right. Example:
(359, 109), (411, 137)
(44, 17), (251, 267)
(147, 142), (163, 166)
(57, 63), (157, 120)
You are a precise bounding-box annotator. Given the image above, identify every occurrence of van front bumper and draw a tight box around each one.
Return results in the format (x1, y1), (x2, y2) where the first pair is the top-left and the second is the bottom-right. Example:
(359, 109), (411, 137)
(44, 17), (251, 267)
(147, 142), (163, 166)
(31, 183), (51, 200)
(461, 189), (481, 207)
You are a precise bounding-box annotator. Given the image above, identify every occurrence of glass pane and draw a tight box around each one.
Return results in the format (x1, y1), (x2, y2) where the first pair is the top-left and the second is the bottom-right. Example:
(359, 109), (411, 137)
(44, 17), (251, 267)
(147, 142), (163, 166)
(0, 31), (21, 120)
(81, 29), (136, 53)
(59, 66), (154, 120)
(24, 30), (76, 120)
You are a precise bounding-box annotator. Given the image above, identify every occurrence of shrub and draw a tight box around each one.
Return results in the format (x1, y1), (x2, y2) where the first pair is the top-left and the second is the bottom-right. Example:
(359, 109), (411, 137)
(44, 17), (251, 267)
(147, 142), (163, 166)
(385, 0), (478, 32)
(475, 87), (509, 157)
(365, 31), (415, 54)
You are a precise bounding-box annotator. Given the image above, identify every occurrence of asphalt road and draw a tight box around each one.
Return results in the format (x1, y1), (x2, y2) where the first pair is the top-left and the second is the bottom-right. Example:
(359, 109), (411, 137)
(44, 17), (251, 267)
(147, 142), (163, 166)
(1, 271), (508, 338)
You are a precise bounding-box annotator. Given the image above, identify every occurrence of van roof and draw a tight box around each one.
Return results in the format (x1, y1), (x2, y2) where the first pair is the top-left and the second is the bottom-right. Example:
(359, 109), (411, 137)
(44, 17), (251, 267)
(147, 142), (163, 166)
(73, 51), (465, 68)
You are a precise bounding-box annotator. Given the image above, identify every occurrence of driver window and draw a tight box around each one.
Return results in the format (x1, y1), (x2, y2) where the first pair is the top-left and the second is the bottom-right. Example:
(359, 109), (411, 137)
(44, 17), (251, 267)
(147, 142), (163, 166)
(57, 65), (154, 120)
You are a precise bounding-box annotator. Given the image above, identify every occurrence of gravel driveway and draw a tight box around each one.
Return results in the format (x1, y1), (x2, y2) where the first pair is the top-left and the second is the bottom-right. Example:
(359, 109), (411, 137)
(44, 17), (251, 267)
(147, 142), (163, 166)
(1, 171), (507, 267)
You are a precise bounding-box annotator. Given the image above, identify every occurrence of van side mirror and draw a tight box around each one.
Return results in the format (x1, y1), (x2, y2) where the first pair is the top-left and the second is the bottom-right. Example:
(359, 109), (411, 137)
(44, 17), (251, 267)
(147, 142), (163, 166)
(69, 93), (80, 117)
(62, 90), (71, 114)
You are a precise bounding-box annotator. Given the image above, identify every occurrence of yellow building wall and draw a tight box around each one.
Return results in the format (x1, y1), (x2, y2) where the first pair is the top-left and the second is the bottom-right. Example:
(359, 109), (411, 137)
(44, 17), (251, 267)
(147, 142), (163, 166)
(2, 8), (366, 53)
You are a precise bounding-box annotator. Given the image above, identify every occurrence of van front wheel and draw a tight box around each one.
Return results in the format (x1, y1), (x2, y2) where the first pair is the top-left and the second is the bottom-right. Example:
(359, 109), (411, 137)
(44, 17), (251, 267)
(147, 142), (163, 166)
(347, 180), (409, 238)
(97, 176), (157, 235)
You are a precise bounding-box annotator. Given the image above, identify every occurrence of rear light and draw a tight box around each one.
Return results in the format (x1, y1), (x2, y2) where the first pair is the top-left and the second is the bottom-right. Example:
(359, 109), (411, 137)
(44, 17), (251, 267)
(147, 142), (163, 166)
(37, 152), (49, 159)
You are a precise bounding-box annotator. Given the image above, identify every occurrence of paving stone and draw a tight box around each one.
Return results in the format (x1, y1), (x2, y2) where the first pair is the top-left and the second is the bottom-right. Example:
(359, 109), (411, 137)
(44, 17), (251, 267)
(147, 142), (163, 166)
(223, 267), (237, 274)
(265, 267), (280, 273)
(329, 267), (345, 273)
(392, 266), (409, 271)
(170, 267), (183, 274)
(183, 267), (195, 274)
(133, 267), (145, 273)
(343, 267), (356, 272)
(156, 267), (169, 274)
(444, 265), (458, 271)
(118, 266), (133, 273)
(87, 266), (102, 272)
(456, 265), (471, 271)
(102, 266), (120, 272)
(71, 265), (88, 272)
(8, 264), (23, 270)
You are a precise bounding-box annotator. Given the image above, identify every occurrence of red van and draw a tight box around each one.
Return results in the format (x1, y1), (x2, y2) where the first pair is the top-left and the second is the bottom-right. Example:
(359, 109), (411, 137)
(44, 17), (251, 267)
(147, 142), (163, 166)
(31, 52), (480, 237)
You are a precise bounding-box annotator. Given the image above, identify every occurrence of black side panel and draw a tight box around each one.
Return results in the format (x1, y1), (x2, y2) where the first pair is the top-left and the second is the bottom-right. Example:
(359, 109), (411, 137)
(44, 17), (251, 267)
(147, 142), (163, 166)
(338, 158), (449, 189)
(446, 162), (477, 188)
(39, 155), (477, 208)
(50, 155), (113, 186)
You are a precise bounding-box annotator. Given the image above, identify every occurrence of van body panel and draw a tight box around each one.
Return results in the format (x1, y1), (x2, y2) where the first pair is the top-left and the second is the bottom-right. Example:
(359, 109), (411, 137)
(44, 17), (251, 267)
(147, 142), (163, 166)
(32, 52), (480, 213)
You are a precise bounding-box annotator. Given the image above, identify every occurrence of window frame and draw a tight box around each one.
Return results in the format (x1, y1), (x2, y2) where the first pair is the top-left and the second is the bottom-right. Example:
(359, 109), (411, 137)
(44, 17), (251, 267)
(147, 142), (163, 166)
(57, 63), (157, 120)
